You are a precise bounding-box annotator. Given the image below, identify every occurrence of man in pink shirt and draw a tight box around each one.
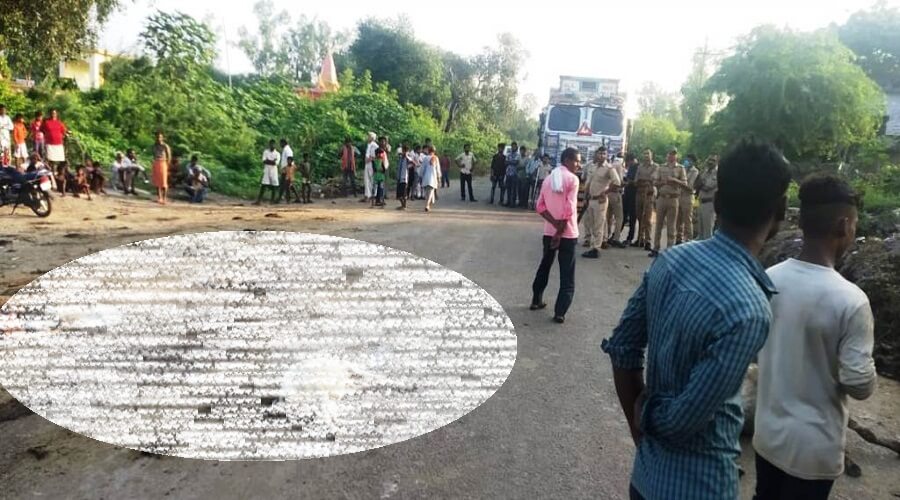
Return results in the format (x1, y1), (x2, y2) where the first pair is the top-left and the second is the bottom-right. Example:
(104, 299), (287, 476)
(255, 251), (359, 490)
(530, 147), (582, 324)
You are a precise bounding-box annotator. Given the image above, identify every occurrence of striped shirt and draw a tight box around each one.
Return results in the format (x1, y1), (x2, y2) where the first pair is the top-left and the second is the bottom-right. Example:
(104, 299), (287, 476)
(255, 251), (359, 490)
(601, 231), (776, 500)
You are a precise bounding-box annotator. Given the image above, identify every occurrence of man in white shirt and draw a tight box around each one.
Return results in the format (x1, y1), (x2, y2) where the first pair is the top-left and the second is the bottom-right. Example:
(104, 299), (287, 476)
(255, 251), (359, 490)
(754, 173), (877, 500)
(280, 138), (293, 170)
(254, 139), (281, 205)
(363, 132), (378, 203)
(0, 105), (13, 152)
(455, 143), (477, 202)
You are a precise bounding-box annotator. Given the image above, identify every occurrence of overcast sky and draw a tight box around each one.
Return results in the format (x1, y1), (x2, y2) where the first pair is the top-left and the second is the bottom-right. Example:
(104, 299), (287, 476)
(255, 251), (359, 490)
(99, 0), (895, 117)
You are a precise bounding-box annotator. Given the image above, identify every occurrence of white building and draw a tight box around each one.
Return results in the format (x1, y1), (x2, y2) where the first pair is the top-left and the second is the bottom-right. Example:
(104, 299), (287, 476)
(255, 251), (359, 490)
(58, 50), (118, 91)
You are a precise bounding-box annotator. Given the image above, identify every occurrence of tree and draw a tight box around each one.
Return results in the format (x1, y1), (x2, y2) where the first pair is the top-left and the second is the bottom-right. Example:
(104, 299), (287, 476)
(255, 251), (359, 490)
(348, 18), (450, 120)
(636, 82), (682, 123)
(141, 10), (217, 77)
(284, 16), (349, 84)
(470, 34), (528, 130)
(838, 1), (900, 90)
(237, 0), (290, 78)
(0, 0), (122, 79)
(703, 26), (885, 163)
(628, 114), (691, 158)
(680, 45), (716, 135)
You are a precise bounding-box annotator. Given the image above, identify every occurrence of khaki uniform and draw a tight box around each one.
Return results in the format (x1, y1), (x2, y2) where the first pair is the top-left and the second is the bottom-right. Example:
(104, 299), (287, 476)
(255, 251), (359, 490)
(653, 163), (687, 251)
(606, 162), (626, 242)
(582, 162), (621, 251)
(696, 166), (718, 239)
(635, 162), (658, 246)
(677, 166), (700, 243)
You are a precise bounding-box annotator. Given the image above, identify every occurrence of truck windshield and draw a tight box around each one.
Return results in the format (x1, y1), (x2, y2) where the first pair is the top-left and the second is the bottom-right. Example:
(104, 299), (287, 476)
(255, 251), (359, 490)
(547, 106), (580, 132)
(591, 108), (624, 136)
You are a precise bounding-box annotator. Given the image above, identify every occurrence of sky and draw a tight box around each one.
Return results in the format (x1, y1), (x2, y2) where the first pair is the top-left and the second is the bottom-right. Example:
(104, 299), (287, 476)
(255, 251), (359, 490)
(99, 0), (897, 118)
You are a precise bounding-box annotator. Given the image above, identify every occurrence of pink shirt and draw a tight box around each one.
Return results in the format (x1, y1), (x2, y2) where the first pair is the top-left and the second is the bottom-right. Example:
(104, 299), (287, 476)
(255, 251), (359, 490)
(535, 167), (580, 239)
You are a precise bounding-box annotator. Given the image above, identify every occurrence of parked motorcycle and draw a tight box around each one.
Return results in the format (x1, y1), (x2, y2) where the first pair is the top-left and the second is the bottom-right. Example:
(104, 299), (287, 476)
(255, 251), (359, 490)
(0, 167), (53, 217)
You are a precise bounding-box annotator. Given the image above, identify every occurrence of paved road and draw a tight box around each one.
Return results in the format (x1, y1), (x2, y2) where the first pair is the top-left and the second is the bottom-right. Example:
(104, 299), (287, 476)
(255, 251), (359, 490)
(1, 179), (896, 499)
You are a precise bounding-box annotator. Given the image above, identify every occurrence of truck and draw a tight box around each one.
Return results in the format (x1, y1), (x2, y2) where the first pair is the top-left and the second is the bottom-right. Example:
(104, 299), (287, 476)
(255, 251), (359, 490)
(537, 75), (627, 166)
(537, 76), (628, 215)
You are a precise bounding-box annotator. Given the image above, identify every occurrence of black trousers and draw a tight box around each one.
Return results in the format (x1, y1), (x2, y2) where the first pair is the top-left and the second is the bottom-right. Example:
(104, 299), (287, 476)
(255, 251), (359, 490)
(441, 170), (451, 188)
(504, 175), (518, 207)
(518, 177), (530, 207)
(754, 453), (834, 500)
(531, 236), (576, 318)
(490, 175), (505, 204)
(623, 186), (638, 242)
(460, 173), (474, 200)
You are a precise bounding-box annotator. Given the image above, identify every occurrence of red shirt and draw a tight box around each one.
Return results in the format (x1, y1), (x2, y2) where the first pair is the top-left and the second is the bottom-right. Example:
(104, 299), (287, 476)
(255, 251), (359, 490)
(41, 119), (67, 145)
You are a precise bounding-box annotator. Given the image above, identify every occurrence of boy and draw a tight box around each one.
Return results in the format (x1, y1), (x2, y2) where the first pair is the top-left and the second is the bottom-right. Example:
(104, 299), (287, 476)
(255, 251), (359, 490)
(372, 148), (386, 208)
(754, 174), (876, 500)
(299, 153), (313, 204)
(12, 114), (27, 169)
(396, 144), (410, 210)
(276, 156), (300, 204)
(73, 165), (92, 200)
(30, 111), (45, 159)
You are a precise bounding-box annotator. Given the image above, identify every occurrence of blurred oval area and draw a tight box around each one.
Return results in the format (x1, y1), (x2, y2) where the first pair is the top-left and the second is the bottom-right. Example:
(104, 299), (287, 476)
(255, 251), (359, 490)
(0, 231), (517, 461)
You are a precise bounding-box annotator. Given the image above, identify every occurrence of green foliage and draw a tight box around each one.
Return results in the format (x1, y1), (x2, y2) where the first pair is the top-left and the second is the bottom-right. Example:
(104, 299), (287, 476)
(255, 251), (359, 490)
(703, 26), (885, 162)
(837, 1), (900, 89)
(141, 10), (218, 75)
(0, 0), (121, 79)
(348, 19), (450, 121)
(636, 82), (682, 124)
(628, 114), (691, 159)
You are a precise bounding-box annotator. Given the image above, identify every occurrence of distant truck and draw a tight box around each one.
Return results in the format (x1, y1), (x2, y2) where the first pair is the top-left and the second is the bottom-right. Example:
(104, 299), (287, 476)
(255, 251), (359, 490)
(537, 75), (627, 166)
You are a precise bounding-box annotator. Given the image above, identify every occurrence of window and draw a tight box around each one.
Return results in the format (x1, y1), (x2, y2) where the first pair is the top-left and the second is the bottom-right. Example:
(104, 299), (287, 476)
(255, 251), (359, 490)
(590, 108), (624, 136)
(580, 81), (599, 92)
(547, 106), (581, 132)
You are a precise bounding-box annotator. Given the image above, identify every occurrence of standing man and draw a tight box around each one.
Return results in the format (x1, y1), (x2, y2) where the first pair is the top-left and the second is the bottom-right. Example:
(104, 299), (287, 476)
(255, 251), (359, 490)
(526, 151), (540, 209)
(41, 109), (67, 170)
(622, 153), (640, 246)
(634, 150), (658, 250)
(339, 137), (358, 197)
(530, 147), (581, 324)
(581, 147), (621, 259)
(489, 143), (506, 205)
(517, 145), (530, 208)
(504, 141), (520, 208)
(0, 105), (13, 159)
(601, 138), (792, 500)
(280, 138), (293, 174)
(754, 174), (876, 500)
(456, 143), (477, 202)
(440, 151), (451, 189)
(649, 148), (688, 257)
(606, 156), (627, 247)
(363, 132), (378, 203)
(254, 139), (281, 205)
(677, 154), (700, 244)
(696, 154), (719, 239)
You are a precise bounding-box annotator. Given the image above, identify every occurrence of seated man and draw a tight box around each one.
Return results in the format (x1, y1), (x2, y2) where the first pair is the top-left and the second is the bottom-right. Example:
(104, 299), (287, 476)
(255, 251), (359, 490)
(121, 149), (148, 195)
(85, 158), (106, 194)
(184, 155), (211, 203)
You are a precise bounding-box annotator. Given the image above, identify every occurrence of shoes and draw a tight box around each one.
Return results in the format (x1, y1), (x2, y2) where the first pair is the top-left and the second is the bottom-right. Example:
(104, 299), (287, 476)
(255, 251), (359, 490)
(630, 241), (642, 248)
(648, 250), (659, 258)
(529, 303), (547, 311)
(644, 243), (652, 251)
(553, 316), (565, 324)
(582, 249), (600, 259)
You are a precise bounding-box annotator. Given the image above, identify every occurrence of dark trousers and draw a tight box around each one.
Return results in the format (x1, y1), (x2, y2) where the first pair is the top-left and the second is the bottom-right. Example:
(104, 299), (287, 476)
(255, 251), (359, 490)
(490, 175), (505, 204)
(407, 169), (418, 199)
(504, 175), (518, 207)
(441, 170), (450, 188)
(460, 173), (474, 200)
(532, 236), (576, 318)
(342, 170), (357, 196)
(754, 453), (834, 500)
(629, 484), (645, 500)
(623, 186), (638, 243)
(517, 177), (530, 207)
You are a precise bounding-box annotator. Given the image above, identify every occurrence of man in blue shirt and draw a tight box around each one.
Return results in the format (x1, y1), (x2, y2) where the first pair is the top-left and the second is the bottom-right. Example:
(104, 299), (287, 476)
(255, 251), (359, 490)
(602, 138), (791, 500)
(504, 141), (521, 208)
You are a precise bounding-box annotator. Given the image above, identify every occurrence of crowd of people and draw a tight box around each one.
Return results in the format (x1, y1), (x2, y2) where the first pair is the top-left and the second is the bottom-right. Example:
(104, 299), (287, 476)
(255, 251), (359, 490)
(529, 140), (877, 500)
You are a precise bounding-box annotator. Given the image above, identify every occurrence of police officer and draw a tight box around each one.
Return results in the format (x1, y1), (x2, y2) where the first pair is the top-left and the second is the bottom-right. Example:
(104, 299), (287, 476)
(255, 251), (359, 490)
(677, 154), (700, 244)
(695, 154), (719, 239)
(634, 149), (658, 251)
(581, 147), (621, 259)
(650, 148), (688, 257)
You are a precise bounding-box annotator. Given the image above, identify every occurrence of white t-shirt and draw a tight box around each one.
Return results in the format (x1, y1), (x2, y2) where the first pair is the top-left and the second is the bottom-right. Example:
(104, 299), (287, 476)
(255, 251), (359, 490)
(456, 152), (475, 175)
(365, 141), (378, 168)
(0, 115), (12, 146)
(754, 258), (877, 480)
(281, 145), (293, 168)
(262, 149), (280, 169)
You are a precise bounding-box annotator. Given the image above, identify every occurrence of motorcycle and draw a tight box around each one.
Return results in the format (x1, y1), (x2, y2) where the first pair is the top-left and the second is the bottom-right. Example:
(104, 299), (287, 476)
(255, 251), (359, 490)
(0, 167), (53, 217)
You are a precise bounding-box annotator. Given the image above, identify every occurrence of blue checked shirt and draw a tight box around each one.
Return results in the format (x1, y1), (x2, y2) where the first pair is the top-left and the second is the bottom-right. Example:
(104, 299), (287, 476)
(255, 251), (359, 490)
(601, 231), (776, 500)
